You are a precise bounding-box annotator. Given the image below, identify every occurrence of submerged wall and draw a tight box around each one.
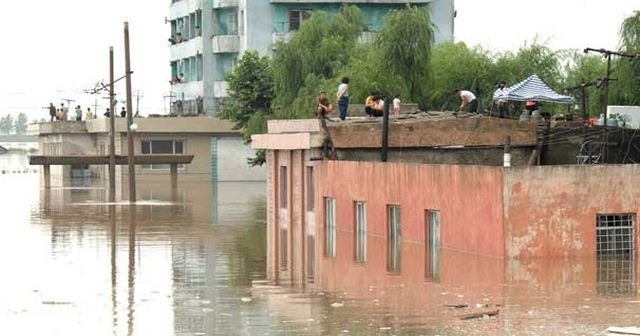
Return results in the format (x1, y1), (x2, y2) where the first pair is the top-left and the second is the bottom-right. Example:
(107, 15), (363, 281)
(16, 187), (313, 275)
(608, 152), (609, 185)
(503, 165), (640, 258)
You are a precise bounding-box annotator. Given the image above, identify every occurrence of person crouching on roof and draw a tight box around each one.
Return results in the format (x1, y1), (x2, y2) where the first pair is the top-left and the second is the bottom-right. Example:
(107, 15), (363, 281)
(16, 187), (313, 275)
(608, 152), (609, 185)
(452, 89), (478, 114)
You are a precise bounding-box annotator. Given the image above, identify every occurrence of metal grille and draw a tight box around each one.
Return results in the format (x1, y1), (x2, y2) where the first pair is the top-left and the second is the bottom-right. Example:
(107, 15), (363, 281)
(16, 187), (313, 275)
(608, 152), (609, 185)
(596, 214), (635, 255)
(597, 255), (636, 297)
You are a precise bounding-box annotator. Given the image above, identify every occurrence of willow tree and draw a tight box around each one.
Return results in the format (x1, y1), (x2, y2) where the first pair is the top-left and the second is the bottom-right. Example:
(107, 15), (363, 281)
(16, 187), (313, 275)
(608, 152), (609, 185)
(272, 5), (365, 115)
(374, 5), (434, 104)
(614, 11), (640, 105)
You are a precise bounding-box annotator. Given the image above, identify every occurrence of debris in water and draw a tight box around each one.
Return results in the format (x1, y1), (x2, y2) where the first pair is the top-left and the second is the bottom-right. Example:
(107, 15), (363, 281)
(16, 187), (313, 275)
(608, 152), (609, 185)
(241, 297), (252, 303)
(608, 326), (640, 335)
(444, 304), (468, 309)
(456, 308), (500, 320)
(330, 302), (344, 308)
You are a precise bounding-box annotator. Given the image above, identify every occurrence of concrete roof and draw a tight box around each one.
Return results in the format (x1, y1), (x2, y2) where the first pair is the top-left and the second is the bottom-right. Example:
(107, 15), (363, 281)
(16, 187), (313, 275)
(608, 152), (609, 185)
(253, 112), (538, 150)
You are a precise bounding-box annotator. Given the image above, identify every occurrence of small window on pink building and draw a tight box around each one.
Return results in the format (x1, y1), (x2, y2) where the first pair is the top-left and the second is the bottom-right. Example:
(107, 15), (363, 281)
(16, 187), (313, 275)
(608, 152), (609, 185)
(306, 167), (315, 212)
(387, 205), (401, 273)
(324, 197), (336, 257)
(426, 210), (441, 282)
(279, 166), (287, 209)
(354, 201), (367, 263)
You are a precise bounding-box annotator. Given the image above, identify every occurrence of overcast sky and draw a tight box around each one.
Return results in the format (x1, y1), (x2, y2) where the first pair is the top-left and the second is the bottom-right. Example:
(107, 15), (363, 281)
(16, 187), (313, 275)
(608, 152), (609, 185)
(0, 0), (638, 121)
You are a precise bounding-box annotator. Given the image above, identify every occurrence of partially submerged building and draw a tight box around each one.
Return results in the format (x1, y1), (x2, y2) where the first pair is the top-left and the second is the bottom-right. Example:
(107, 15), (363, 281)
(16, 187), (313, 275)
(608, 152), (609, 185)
(252, 114), (640, 286)
(29, 116), (264, 186)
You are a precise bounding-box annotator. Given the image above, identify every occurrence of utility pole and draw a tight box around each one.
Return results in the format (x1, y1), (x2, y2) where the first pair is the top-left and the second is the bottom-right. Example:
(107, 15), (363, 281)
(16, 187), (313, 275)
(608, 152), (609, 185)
(583, 47), (639, 163)
(109, 47), (116, 202)
(124, 21), (136, 203)
(135, 90), (144, 116)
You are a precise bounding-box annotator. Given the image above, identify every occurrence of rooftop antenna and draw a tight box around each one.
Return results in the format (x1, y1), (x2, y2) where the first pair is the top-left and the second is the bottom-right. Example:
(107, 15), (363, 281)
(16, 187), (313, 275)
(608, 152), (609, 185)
(61, 98), (75, 107)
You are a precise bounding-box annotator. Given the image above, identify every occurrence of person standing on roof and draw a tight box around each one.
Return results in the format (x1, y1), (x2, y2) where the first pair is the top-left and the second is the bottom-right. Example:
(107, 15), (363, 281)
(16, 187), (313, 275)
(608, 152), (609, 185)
(452, 89), (478, 114)
(493, 81), (508, 118)
(336, 77), (349, 120)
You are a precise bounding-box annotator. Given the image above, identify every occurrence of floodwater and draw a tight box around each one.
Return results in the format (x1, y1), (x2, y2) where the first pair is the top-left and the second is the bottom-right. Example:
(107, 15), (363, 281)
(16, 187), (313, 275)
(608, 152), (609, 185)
(1, 153), (639, 335)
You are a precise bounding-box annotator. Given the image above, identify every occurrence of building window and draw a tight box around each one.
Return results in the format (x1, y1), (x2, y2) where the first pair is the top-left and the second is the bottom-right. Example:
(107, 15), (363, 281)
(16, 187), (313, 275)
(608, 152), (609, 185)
(354, 201), (367, 263)
(196, 54), (203, 81)
(426, 210), (441, 281)
(227, 13), (238, 34)
(280, 228), (288, 271)
(288, 10), (311, 31)
(279, 166), (287, 209)
(307, 234), (315, 282)
(597, 214), (635, 255)
(325, 197), (336, 257)
(141, 139), (184, 169)
(387, 205), (401, 273)
(306, 167), (314, 212)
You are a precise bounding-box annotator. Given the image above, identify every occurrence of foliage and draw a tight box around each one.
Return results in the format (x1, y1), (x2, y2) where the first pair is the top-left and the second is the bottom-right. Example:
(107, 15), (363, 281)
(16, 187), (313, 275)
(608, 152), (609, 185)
(0, 114), (14, 134)
(428, 42), (494, 110)
(272, 5), (365, 114)
(374, 5), (434, 104)
(14, 113), (28, 135)
(614, 11), (640, 105)
(219, 50), (274, 144)
(563, 53), (607, 116)
(218, 50), (274, 166)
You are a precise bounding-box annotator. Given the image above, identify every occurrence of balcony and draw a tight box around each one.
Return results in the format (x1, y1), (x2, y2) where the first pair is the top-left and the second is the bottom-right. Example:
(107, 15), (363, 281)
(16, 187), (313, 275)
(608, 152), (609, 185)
(212, 35), (240, 53)
(213, 0), (238, 8)
(170, 36), (203, 61)
(213, 81), (229, 98)
(169, 0), (202, 20)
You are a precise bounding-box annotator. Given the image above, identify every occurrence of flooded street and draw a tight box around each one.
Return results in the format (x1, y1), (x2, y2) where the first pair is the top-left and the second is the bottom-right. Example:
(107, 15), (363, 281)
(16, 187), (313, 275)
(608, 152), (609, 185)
(1, 153), (639, 335)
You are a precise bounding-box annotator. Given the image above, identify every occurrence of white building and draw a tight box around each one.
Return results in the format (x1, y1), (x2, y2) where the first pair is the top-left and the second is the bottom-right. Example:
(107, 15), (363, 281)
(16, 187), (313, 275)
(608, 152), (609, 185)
(168, 0), (455, 116)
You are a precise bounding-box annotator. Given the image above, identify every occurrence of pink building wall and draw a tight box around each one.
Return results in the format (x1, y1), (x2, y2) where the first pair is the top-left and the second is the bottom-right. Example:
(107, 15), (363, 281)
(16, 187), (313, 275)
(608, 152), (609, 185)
(318, 161), (506, 258)
(503, 165), (640, 258)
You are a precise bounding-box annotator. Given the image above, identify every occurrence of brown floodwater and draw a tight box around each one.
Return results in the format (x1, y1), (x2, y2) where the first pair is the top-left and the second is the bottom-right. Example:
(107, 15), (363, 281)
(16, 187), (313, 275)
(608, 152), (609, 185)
(0, 153), (639, 335)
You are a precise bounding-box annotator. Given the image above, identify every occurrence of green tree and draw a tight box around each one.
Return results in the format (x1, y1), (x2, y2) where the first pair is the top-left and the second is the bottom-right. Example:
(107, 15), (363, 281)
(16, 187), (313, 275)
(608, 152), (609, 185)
(374, 5), (434, 104)
(563, 53), (607, 116)
(272, 5), (364, 115)
(428, 42), (494, 110)
(0, 114), (14, 134)
(219, 50), (274, 143)
(614, 11), (640, 105)
(14, 113), (28, 135)
(218, 51), (274, 166)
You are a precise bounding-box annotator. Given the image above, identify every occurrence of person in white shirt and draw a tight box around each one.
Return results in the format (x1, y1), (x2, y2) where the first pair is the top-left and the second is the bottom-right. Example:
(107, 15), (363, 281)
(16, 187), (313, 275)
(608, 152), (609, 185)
(392, 94), (401, 117)
(493, 81), (508, 117)
(336, 77), (349, 120)
(452, 89), (478, 113)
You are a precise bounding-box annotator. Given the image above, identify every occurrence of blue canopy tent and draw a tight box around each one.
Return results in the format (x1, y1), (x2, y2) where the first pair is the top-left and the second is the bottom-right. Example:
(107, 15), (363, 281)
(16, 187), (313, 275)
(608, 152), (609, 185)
(498, 74), (574, 104)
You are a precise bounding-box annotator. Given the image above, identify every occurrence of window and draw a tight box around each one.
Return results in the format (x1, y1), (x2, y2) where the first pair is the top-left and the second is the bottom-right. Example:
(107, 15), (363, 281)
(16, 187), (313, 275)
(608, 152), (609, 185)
(426, 210), (441, 281)
(307, 235), (315, 282)
(596, 214), (635, 255)
(288, 10), (311, 31)
(196, 54), (203, 81)
(141, 139), (184, 169)
(279, 166), (288, 209)
(325, 197), (336, 257)
(354, 201), (367, 263)
(306, 167), (315, 211)
(280, 228), (288, 271)
(387, 205), (401, 273)
(227, 13), (238, 34)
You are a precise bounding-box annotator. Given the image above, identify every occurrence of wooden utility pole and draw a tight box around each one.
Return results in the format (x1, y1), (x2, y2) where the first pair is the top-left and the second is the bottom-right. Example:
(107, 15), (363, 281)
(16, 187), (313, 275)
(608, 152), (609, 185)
(124, 22), (136, 203)
(381, 97), (391, 162)
(109, 47), (116, 202)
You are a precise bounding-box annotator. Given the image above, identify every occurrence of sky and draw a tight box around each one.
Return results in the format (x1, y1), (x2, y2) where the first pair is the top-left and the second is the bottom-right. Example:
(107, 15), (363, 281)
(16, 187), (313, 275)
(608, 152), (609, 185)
(0, 0), (638, 122)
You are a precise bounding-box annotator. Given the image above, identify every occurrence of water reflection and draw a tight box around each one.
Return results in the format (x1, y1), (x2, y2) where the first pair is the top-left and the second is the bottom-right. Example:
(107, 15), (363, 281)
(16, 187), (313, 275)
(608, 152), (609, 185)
(2, 154), (640, 335)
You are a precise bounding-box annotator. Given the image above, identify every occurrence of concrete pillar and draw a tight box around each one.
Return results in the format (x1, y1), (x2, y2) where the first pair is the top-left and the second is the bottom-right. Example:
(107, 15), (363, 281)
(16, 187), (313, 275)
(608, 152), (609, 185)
(43, 165), (51, 189)
(170, 163), (178, 202)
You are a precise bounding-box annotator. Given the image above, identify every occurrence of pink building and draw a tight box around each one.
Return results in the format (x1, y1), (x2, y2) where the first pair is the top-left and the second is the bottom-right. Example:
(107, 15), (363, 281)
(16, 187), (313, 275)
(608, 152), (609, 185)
(252, 118), (640, 287)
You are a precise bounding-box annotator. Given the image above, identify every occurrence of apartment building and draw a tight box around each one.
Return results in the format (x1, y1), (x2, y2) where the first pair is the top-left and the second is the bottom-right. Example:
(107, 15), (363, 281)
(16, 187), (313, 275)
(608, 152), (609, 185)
(168, 0), (455, 115)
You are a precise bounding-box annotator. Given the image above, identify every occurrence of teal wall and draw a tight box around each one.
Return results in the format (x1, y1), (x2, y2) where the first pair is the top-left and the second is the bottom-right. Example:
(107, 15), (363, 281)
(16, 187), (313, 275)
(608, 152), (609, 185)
(271, 3), (427, 33)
